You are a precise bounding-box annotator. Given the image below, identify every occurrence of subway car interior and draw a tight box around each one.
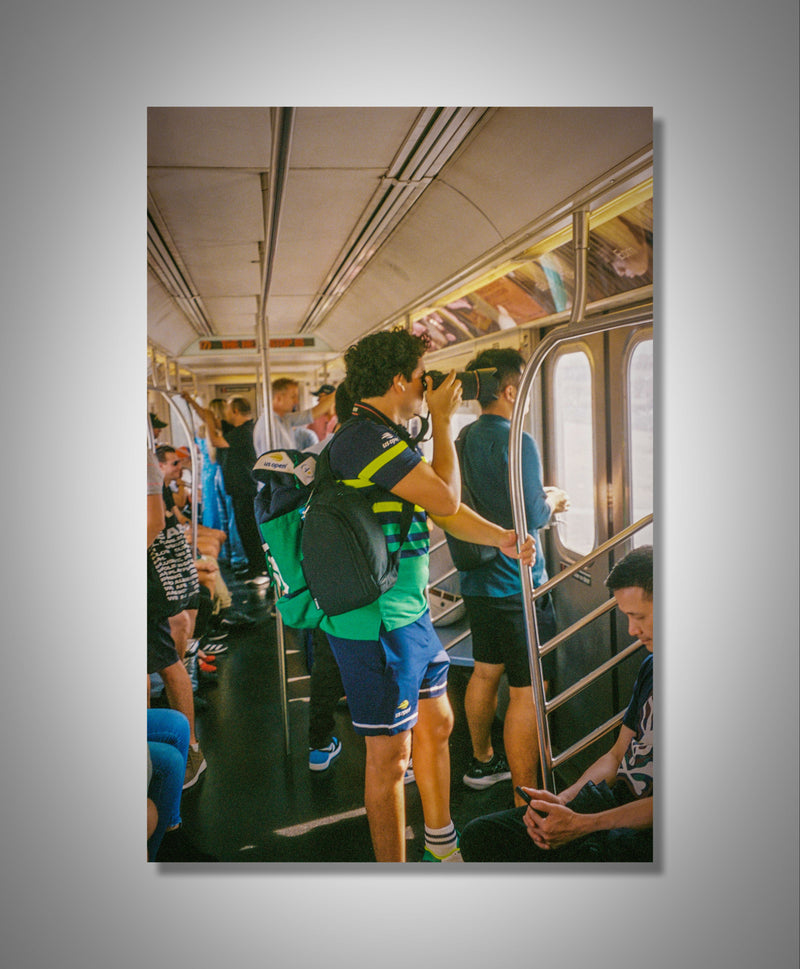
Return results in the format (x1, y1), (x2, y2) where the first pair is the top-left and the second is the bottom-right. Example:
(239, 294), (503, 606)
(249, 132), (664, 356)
(147, 106), (654, 862)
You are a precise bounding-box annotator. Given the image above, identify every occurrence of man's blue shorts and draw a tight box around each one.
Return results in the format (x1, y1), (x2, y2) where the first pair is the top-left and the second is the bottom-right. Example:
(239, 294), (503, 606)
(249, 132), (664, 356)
(326, 612), (450, 736)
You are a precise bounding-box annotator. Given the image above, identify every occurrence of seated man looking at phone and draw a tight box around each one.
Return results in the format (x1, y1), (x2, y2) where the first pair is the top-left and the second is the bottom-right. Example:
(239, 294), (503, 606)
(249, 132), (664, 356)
(460, 545), (653, 863)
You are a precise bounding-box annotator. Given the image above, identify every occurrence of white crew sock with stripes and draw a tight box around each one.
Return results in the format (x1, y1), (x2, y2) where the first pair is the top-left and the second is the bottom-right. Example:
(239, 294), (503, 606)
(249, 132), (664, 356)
(424, 821), (458, 859)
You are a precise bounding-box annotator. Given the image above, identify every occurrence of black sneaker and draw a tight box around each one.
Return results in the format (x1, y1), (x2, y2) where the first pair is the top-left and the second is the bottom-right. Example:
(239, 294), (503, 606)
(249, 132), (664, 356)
(220, 611), (258, 629)
(462, 752), (512, 789)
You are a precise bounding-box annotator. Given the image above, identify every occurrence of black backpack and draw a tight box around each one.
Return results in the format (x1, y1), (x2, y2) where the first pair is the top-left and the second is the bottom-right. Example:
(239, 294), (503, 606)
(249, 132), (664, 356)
(252, 425), (413, 624)
(300, 443), (413, 616)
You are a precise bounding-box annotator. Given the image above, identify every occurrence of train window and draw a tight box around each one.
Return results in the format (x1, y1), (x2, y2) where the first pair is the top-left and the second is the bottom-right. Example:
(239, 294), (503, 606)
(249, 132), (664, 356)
(553, 349), (595, 554)
(628, 337), (653, 546)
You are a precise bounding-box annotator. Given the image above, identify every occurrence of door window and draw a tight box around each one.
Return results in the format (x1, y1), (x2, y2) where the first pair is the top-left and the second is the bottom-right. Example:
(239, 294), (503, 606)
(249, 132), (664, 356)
(628, 338), (653, 545)
(553, 350), (595, 554)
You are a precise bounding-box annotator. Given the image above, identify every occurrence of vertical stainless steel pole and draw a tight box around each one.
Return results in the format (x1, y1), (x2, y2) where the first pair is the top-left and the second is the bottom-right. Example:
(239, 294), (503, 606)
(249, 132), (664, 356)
(261, 107), (296, 755)
(509, 308), (651, 792)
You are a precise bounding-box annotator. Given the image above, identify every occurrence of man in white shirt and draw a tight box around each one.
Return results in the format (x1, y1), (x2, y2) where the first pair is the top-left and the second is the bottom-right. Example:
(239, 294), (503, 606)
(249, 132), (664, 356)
(253, 378), (335, 454)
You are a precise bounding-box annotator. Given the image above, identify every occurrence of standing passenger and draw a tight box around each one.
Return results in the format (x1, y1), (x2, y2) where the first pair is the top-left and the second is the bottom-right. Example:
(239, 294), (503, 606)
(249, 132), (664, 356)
(305, 382), (338, 443)
(184, 394), (267, 585)
(206, 398), (247, 572)
(321, 327), (535, 862)
(253, 378), (335, 455)
(456, 349), (569, 803)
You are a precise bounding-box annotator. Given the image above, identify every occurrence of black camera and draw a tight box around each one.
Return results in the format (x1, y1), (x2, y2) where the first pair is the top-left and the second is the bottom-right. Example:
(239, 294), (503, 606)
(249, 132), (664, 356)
(425, 368), (499, 403)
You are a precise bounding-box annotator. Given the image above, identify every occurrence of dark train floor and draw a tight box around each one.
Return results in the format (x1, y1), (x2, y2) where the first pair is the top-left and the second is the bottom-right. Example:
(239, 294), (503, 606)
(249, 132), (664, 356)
(169, 565), (519, 864)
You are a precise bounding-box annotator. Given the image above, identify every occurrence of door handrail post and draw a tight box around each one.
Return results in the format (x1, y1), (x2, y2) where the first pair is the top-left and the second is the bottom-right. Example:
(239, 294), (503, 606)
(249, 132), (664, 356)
(508, 306), (652, 792)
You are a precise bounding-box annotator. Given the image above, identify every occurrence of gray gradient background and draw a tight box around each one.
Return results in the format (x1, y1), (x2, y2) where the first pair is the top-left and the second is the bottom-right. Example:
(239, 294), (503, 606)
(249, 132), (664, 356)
(1, 2), (797, 968)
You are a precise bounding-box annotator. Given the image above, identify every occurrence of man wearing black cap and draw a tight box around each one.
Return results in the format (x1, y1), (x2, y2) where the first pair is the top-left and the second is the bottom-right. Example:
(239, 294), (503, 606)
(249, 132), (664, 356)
(307, 383), (338, 443)
(149, 411), (168, 440)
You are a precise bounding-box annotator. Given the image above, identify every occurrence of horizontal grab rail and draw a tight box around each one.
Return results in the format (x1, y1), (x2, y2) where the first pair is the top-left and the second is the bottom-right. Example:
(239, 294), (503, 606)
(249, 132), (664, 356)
(539, 598), (617, 657)
(551, 711), (626, 770)
(545, 639), (644, 715)
(533, 513), (653, 601)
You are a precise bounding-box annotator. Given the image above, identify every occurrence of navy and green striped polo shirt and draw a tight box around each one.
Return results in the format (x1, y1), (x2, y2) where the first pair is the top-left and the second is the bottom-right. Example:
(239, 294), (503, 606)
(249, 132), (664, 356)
(321, 411), (430, 639)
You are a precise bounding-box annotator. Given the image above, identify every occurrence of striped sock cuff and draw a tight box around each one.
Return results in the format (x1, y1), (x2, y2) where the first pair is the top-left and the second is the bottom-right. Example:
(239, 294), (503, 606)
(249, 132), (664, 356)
(424, 822), (458, 857)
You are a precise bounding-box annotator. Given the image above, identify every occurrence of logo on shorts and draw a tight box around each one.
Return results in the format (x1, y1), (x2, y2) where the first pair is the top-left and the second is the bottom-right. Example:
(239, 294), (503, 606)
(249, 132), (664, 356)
(395, 699), (410, 718)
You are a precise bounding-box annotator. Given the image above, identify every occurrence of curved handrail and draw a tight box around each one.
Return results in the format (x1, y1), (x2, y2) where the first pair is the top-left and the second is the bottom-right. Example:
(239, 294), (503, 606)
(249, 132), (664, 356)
(148, 386), (199, 559)
(508, 306), (653, 791)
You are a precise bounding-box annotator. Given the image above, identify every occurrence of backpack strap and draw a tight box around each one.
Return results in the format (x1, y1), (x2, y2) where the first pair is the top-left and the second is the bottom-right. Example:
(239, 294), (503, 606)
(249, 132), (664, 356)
(316, 422), (416, 559)
(252, 449), (317, 486)
(455, 422), (486, 515)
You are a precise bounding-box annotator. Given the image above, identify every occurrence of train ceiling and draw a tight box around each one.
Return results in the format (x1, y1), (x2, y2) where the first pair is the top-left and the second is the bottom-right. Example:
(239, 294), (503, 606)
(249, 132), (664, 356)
(147, 106), (652, 381)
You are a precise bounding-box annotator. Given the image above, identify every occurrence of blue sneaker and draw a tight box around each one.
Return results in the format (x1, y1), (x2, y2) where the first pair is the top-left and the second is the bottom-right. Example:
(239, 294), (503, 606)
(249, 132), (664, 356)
(308, 737), (342, 772)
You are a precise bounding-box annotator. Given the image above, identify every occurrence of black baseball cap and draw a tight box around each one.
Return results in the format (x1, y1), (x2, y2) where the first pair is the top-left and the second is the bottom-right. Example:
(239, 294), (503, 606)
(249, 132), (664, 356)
(311, 383), (336, 396)
(150, 412), (168, 429)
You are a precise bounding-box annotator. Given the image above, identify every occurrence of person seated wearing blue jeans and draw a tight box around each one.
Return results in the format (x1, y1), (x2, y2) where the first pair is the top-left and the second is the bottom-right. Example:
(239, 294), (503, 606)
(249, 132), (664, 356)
(147, 708), (190, 861)
(460, 546), (653, 863)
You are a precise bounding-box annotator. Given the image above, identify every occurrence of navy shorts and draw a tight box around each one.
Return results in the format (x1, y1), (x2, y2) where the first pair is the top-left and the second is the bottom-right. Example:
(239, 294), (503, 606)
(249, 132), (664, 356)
(462, 592), (556, 686)
(326, 612), (450, 736)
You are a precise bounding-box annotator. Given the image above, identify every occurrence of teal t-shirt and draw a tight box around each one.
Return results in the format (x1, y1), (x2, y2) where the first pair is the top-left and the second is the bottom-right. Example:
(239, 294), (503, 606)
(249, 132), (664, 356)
(458, 414), (552, 597)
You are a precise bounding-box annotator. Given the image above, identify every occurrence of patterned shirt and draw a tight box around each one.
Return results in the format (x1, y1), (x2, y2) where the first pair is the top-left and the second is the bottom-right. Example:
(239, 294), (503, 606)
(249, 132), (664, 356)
(615, 653), (654, 801)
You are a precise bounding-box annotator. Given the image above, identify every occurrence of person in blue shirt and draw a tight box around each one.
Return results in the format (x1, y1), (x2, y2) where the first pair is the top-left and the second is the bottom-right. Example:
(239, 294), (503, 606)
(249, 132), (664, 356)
(456, 348), (569, 802)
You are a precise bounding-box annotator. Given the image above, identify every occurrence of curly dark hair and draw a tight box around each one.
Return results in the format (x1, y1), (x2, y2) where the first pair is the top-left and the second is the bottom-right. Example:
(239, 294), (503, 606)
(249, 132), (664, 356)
(343, 326), (430, 402)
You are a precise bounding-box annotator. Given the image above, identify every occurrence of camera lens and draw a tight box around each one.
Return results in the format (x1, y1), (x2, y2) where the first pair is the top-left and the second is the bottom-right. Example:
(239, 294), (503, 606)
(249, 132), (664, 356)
(425, 369), (499, 402)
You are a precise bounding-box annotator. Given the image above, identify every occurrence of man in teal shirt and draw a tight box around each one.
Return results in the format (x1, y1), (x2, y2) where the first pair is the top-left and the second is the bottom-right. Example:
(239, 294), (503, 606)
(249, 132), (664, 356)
(457, 348), (569, 804)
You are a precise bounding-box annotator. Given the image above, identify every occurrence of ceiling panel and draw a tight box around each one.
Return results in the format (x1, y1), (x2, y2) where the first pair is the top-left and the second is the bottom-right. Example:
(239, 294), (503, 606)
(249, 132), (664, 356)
(182, 242), (262, 297)
(268, 167), (386, 299)
(147, 271), (198, 356)
(204, 296), (260, 334)
(443, 107), (653, 238)
(147, 107), (271, 169)
(149, 169), (264, 246)
(290, 106), (422, 168)
(315, 180), (501, 352)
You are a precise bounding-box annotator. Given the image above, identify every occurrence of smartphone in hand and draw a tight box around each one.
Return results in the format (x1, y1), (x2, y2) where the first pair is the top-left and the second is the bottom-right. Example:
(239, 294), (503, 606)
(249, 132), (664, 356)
(515, 786), (545, 817)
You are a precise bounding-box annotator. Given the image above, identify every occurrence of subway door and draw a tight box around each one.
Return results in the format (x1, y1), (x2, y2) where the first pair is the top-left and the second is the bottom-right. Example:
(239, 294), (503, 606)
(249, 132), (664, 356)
(607, 325), (653, 708)
(540, 324), (651, 784)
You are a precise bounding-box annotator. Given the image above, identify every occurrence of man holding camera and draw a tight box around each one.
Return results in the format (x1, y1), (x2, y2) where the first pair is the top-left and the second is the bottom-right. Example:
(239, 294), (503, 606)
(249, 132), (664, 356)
(323, 327), (535, 862)
(455, 348), (569, 804)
